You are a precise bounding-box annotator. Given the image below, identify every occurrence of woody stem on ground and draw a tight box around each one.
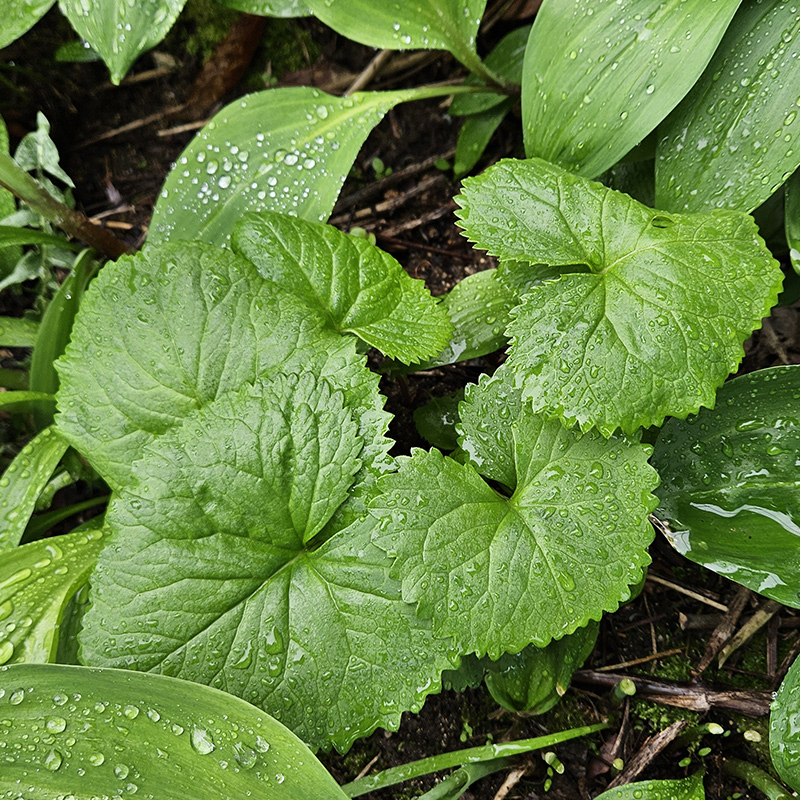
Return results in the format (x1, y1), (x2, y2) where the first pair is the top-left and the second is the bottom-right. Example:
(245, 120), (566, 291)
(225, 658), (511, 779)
(0, 151), (134, 261)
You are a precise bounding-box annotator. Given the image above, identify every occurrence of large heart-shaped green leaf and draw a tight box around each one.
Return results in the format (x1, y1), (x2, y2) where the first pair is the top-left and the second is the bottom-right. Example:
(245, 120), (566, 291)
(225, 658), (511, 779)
(456, 157), (783, 435)
(232, 212), (452, 363)
(771, 653), (800, 791)
(0, 526), (105, 665)
(653, 366), (800, 609)
(149, 85), (458, 246)
(58, 0), (187, 84)
(56, 242), (390, 493)
(80, 375), (455, 753)
(521, 0), (740, 178)
(0, 663), (349, 799)
(370, 366), (657, 658)
(0, 0), (54, 50)
(656, 0), (800, 213)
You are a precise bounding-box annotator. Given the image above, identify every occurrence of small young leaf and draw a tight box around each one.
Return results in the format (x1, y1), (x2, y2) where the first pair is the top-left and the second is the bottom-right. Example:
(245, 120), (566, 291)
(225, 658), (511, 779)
(456, 158), (783, 435)
(232, 212), (452, 362)
(653, 366), (800, 609)
(0, 664), (350, 799)
(414, 390), (463, 451)
(80, 377), (454, 753)
(594, 772), (705, 800)
(371, 367), (657, 658)
(656, 1), (800, 213)
(56, 242), (391, 492)
(14, 112), (74, 188)
(149, 85), (458, 246)
(521, 0), (740, 178)
(58, 0), (188, 84)
(0, 427), (69, 552)
(454, 99), (513, 178)
(0, 0), (54, 51)
(0, 526), (105, 665)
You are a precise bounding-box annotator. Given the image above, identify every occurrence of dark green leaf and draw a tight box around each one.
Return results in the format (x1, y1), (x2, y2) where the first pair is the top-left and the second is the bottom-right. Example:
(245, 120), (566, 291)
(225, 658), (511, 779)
(0, 226), (82, 249)
(0, 663), (350, 798)
(521, 0), (740, 178)
(371, 367), (657, 657)
(57, 0), (188, 84)
(656, 1), (800, 213)
(0, 116), (21, 278)
(456, 158), (783, 435)
(454, 100), (513, 178)
(787, 168), (800, 276)
(0, 527), (106, 665)
(594, 772), (704, 800)
(232, 212), (452, 363)
(413, 390), (463, 451)
(80, 376), (454, 753)
(653, 366), (800, 609)
(0, 0), (54, 50)
(771, 653), (800, 791)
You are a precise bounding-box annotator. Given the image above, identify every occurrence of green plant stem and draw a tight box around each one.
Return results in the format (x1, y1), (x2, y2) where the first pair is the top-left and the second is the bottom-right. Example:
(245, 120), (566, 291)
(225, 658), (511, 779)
(342, 723), (608, 797)
(0, 151), (133, 260)
(722, 758), (793, 799)
(417, 758), (514, 799)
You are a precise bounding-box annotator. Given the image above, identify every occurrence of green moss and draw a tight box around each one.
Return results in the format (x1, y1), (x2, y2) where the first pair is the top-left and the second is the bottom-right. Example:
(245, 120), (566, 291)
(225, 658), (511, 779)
(630, 697), (698, 734)
(162, 0), (239, 60)
(244, 19), (320, 90)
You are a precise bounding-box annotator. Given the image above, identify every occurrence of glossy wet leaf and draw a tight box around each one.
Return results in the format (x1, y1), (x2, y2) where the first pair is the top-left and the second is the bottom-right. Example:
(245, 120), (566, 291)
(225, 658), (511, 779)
(232, 212), (452, 363)
(0, 0), (54, 50)
(0, 316), (39, 347)
(13, 112), (74, 188)
(484, 621), (598, 714)
(303, 0), (487, 76)
(221, 0), (311, 16)
(787, 168), (800, 275)
(56, 242), (390, 493)
(456, 158), (783, 435)
(0, 527), (105, 665)
(0, 663), (349, 799)
(656, 1), (800, 213)
(653, 366), (800, 609)
(149, 85), (458, 246)
(0, 427), (68, 552)
(80, 376), (455, 753)
(371, 367), (657, 657)
(594, 771), (705, 800)
(771, 652), (800, 791)
(414, 390), (463, 451)
(454, 99), (513, 178)
(58, 0), (187, 84)
(521, 0), (739, 178)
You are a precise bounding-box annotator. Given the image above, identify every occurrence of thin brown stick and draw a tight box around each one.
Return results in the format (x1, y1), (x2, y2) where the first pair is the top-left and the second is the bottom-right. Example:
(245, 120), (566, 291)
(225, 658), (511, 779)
(718, 600), (782, 668)
(605, 720), (689, 790)
(380, 202), (457, 237)
(646, 574), (728, 612)
(697, 585), (752, 673)
(492, 765), (529, 800)
(596, 648), (684, 673)
(345, 49), (394, 95)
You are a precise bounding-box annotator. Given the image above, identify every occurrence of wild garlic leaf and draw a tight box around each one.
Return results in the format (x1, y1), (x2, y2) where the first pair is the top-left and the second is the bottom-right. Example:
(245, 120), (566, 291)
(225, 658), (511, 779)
(653, 366), (800, 609)
(58, 0), (186, 84)
(0, 664), (349, 799)
(771, 653), (800, 792)
(0, 526), (105, 666)
(56, 242), (391, 493)
(220, 0), (311, 16)
(149, 85), (458, 246)
(594, 772), (705, 800)
(232, 212), (452, 363)
(0, 0), (54, 49)
(80, 377), (455, 753)
(371, 367), (657, 658)
(656, 0), (800, 214)
(456, 158), (783, 435)
(521, 0), (740, 178)
(453, 99), (514, 178)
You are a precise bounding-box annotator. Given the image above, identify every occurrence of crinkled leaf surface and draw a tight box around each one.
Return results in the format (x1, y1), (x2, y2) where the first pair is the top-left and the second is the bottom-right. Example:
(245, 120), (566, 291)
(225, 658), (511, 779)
(232, 212), (452, 362)
(58, 0), (187, 84)
(0, 527), (105, 665)
(456, 158), (783, 435)
(149, 85), (456, 246)
(221, 0), (311, 16)
(657, 0), (800, 213)
(653, 366), (800, 609)
(771, 652), (800, 791)
(594, 772), (705, 800)
(56, 242), (390, 493)
(0, 0), (54, 50)
(370, 367), (657, 658)
(0, 664), (349, 799)
(522, 0), (740, 178)
(80, 376), (455, 753)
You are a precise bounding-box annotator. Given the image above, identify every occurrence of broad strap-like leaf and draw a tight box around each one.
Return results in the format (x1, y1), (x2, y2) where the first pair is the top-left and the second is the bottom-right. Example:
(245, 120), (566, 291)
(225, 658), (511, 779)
(370, 367), (657, 658)
(454, 99), (514, 178)
(787, 167), (800, 275)
(148, 85), (461, 246)
(80, 377), (455, 753)
(594, 772), (705, 800)
(456, 157), (783, 436)
(0, 427), (68, 551)
(220, 0), (311, 16)
(521, 0), (740, 178)
(58, 0), (187, 84)
(653, 366), (800, 609)
(0, 315), (39, 347)
(56, 241), (391, 492)
(232, 212), (452, 363)
(0, 664), (349, 799)
(0, 115), (21, 278)
(771, 653), (800, 792)
(0, 526), (105, 665)
(657, 1), (800, 213)
(0, 0), (55, 51)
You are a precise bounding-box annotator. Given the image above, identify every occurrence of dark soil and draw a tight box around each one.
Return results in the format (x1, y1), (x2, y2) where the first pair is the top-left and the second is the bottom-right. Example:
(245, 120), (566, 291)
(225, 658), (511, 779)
(2, 4), (799, 798)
